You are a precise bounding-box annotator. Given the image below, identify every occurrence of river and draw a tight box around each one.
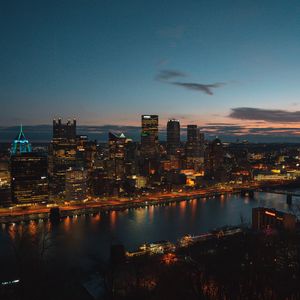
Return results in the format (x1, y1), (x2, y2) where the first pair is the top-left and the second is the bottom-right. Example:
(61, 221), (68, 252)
(0, 191), (299, 280)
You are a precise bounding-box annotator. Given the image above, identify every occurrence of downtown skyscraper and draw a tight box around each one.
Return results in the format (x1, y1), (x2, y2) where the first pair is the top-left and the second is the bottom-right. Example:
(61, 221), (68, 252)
(140, 115), (159, 158)
(48, 119), (77, 200)
(10, 126), (48, 204)
(167, 119), (180, 156)
(185, 125), (204, 171)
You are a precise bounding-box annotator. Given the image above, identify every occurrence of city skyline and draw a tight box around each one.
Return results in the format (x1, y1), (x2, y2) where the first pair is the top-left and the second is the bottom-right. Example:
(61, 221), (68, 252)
(2, 0), (300, 141)
(2, 2), (300, 299)
(3, 116), (300, 143)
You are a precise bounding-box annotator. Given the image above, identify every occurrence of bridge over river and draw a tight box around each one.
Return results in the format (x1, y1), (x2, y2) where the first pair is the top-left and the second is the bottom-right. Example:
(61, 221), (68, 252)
(239, 187), (300, 205)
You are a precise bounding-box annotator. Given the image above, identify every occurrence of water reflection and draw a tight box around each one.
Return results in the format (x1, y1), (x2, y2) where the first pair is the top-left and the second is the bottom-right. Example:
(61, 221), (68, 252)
(220, 194), (225, 207)
(28, 220), (37, 236)
(0, 192), (299, 265)
(179, 200), (187, 217)
(190, 199), (197, 220)
(148, 205), (154, 223)
(63, 216), (71, 232)
(91, 213), (101, 224)
(110, 211), (116, 228)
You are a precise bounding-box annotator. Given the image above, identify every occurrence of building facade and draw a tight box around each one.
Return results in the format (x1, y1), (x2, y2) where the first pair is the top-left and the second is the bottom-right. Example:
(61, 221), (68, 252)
(185, 125), (203, 170)
(141, 115), (159, 158)
(167, 119), (180, 156)
(10, 127), (48, 204)
(65, 167), (88, 201)
(252, 207), (297, 231)
(48, 119), (77, 200)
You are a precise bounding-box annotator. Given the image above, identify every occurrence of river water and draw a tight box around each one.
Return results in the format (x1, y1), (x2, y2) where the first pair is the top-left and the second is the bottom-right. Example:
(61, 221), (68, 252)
(0, 191), (299, 279)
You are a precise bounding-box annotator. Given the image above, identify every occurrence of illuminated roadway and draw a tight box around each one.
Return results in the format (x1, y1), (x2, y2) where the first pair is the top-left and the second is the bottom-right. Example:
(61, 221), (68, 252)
(0, 181), (288, 222)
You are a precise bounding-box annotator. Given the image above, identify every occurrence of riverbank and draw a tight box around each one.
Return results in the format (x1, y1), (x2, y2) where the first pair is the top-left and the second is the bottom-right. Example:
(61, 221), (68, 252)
(125, 225), (244, 258)
(0, 188), (240, 224)
(109, 229), (300, 300)
(0, 180), (291, 224)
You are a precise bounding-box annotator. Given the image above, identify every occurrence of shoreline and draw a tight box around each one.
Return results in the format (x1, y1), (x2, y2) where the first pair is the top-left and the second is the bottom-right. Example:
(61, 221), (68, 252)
(0, 188), (240, 224)
(0, 181), (295, 224)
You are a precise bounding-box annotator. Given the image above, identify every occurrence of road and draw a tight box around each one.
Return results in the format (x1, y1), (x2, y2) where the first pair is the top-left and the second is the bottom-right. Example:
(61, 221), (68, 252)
(0, 181), (278, 221)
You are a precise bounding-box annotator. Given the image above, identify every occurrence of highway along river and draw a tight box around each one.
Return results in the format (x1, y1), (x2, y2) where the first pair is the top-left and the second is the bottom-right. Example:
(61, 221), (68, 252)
(0, 191), (299, 280)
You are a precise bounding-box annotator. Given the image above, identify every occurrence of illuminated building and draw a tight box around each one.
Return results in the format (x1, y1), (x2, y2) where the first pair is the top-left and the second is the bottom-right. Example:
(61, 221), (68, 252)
(75, 135), (97, 194)
(65, 167), (88, 201)
(205, 137), (225, 181)
(186, 125), (200, 157)
(252, 207), (297, 231)
(0, 160), (11, 205)
(180, 169), (204, 186)
(134, 175), (147, 189)
(107, 132), (127, 179)
(254, 172), (292, 181)
(160, 159), (180, 171)
(0, 160), (10, 188)
(48, 118), (77, 199)
(10, 127), (48, 203)
(108, 132), (126, 160)
(167, 119), (180, 155)
(141, 115), (159, 158)
(11, 125), (32, 155)
(185, 125), (203, 170)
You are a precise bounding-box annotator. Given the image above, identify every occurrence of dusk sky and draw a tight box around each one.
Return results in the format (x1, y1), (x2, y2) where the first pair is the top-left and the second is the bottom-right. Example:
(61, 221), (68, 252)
(2, 0), (300, 140)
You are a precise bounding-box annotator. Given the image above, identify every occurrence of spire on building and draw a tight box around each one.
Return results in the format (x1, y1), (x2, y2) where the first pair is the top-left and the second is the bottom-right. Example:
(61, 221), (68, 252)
(11, 125), (32, 155)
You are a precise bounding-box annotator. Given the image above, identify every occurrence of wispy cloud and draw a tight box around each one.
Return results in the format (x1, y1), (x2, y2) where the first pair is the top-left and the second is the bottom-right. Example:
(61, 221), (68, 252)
(171, 82), (225, 95)
(156, 68), (226, 95)
(156, 69), (186, 81)
(229, 107), (300, 123)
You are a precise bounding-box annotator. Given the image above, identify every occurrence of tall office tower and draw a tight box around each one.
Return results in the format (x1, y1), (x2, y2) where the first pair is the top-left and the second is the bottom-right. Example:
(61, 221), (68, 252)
(167, 119), (180, 155)
(53, 118), (76, 140)
(124, 139), (138, 176)
(185, 125), (204, 170)
(49, 118), (77, 200)
(108, 132), (126, 179)
(10, 127), (48, 204)
(65, 167), (88, 201)
(76, 135), (89, 169)
(108, 132), (126, 160)
(141, 115), (159, 158)
(205, 137), (225, 181)
(186, 125), (200, 158)
(76, 135), (97, 195)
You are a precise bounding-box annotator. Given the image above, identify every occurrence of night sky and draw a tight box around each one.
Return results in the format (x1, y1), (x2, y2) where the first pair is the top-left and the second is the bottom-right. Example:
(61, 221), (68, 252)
(2, 0), (300, 141)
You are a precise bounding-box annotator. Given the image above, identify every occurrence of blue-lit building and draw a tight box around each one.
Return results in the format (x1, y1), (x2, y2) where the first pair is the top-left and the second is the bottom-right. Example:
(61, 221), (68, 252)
(10, 126), (48, 204)
(11, 125), (32, 155)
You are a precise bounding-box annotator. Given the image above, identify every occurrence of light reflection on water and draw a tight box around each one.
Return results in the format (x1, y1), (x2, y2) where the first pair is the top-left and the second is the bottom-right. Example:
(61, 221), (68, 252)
(0, 192), (299, 267)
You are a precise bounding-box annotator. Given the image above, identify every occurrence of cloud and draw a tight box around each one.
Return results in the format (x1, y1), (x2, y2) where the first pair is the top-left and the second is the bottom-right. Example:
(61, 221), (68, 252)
(156, 69), (186, 81)
(205, 122), (237, 126)
(155, 68), (226, 95)
(229, 107), (300, 123)
(171, 82), (225, 95)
